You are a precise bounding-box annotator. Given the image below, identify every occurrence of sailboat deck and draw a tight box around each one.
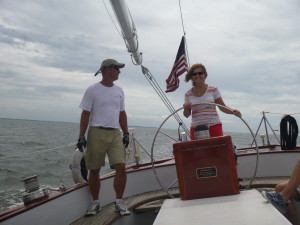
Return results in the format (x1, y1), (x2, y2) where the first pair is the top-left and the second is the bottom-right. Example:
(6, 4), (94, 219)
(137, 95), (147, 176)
(71, 188), (180, 225)
(70, 176), (289, 225)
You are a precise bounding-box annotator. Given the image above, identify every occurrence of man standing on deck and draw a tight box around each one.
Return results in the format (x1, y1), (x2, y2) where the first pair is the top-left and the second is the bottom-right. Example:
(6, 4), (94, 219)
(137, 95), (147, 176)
(77, 59), (131, 216)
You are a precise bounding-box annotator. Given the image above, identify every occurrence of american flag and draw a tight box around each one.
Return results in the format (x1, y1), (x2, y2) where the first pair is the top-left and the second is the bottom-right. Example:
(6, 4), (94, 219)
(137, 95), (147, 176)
(165, 36), (188, 93)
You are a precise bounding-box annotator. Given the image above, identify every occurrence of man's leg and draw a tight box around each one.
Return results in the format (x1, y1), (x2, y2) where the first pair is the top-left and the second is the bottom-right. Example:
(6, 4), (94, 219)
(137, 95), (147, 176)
(85, 168), (101, 216)
(276, 180), (289, 193)
(282, 159), (300, 200)
(113, 163), (130, 215)
(113, 163), (127, 199)
(88, 168), (101, 200)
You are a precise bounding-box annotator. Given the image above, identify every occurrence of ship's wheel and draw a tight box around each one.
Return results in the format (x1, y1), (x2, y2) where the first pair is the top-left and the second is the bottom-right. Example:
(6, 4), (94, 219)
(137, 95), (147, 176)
(150, 104), (259, 198)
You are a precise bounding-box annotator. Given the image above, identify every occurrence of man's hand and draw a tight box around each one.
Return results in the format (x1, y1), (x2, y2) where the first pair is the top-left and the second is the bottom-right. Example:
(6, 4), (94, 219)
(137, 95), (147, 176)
(123, 132), (129, 149)
(77, 136), (87, 152)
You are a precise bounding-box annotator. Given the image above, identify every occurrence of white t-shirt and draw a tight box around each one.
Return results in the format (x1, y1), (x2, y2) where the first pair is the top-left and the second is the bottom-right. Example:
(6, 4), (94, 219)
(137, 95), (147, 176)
(184, 85), (222, 127)
(79, 83), (125, 128)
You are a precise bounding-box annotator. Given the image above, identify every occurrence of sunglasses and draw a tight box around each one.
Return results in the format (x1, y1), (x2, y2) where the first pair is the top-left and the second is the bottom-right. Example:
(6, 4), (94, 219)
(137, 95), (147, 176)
(191, 72), (204, 76)
(191, 72), (204, 77)
(110, 66), (120, 71)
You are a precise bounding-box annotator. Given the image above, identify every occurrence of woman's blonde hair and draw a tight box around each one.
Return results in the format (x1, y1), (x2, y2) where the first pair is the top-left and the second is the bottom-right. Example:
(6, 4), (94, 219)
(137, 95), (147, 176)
(185, 63), (207, 86)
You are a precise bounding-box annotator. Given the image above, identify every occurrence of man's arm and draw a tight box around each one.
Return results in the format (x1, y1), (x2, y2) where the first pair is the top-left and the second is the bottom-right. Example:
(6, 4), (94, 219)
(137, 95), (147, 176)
(79, 110), (90, 136)
(119, 111), (128, 133)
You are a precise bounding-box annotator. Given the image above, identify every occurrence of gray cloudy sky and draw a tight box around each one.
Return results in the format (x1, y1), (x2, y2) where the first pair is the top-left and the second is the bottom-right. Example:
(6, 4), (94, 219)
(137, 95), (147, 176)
(0, 0), (299, 133)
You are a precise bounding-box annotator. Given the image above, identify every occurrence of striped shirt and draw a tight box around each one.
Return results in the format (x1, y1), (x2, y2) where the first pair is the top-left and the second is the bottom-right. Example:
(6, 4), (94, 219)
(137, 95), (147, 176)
(184, 85), (222, 127)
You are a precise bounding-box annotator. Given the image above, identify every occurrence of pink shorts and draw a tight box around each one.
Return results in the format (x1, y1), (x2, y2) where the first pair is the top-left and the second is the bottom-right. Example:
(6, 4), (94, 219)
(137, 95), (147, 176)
(190, 124), (223, 140)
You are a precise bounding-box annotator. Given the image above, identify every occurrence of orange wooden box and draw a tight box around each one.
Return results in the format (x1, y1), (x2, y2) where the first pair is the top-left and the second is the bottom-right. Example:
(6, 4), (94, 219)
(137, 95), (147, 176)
(173, 135), (240, 200)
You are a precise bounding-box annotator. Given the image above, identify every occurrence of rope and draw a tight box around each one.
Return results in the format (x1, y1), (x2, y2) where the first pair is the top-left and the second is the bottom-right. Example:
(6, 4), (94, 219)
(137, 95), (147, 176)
(103, 0), (142, 65)
(178, 0), (190, 67)
(141, 65), (190, 136)
(101, 0), (123, 37)
(0, 143), (76, 160)
(178, 0), (186, 36)
(268, 112), (300, 115)
(280, 115), (299, 150)
(0, 165), (72, 203)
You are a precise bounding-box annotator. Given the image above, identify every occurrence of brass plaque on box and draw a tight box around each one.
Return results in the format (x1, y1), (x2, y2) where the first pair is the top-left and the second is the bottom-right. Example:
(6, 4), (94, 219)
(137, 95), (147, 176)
(196, 166), (217, 179)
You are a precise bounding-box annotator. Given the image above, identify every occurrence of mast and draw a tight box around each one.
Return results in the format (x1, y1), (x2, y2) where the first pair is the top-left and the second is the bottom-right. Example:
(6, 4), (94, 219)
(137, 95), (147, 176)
(108, 0), (190, 136)
(109, 0), (142, 65)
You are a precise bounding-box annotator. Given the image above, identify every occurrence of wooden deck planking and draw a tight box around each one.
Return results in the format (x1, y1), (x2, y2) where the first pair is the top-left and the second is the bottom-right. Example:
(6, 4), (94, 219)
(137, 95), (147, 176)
(71, 188), (179, 225)
(71, 176), (289, 225)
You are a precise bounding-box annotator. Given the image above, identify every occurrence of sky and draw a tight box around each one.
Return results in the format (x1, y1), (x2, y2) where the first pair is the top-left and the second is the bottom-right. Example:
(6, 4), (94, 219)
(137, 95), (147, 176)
(0, 0), (300, 134)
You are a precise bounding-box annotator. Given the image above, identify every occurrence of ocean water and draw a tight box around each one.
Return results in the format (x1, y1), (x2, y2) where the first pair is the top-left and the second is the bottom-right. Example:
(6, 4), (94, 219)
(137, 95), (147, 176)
(0, 118), (290, 211)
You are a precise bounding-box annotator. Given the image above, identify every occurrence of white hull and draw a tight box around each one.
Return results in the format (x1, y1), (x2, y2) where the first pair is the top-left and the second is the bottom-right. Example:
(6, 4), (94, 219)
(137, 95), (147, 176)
(238, 150), (300, 178)
(1, 148), (300, 225)
(0, 161), (177, 225)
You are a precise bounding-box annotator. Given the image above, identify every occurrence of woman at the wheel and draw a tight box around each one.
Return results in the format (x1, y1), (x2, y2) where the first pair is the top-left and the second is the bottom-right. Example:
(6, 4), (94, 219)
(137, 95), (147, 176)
(183, 63), (242, 140)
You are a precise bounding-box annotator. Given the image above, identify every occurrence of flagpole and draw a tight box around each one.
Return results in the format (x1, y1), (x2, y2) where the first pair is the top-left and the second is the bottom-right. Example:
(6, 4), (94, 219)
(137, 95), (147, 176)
(178, 0), (190, 67)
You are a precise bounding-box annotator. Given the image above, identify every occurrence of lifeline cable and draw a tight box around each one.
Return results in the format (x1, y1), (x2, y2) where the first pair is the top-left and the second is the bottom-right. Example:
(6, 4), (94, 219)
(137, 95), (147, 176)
(0, 143), (76, 160)
(280, 115), (299, 150)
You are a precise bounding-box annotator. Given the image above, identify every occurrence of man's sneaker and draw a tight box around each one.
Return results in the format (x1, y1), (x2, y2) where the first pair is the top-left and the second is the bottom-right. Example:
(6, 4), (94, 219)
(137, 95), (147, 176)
(85, 202), (101, 216)
(115, 201), (131, 216)
(261, 191), (288, 214)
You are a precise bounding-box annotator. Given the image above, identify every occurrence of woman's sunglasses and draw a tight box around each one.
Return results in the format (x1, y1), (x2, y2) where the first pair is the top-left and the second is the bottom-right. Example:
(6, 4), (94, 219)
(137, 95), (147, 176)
(191, 72), (204, 76)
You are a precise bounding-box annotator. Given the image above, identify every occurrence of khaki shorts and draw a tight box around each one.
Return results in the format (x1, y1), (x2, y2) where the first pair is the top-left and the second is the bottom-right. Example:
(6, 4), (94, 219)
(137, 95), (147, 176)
(85, 127), (125, 170)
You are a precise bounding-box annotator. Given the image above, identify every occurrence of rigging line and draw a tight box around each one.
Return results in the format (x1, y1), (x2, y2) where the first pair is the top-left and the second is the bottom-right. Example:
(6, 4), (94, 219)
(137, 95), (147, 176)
(127, 5), (138, 41)
(0, 190), (26, 202)
(268, 112), (300, 115)
(104, 0), (139, 54)
(132, 138), (153, 161)
(101, 0), (122, 38)
(156, 87), (189, 135)
(141, 66), (190, 135)
(126, 7), (143, 64)
(0, 169), (73, 203)
(0, 143), (76, 160)
(178, 0), (186, 35)
(38, 169), (74, 183)
(120, 15), (139, 52)
(178, 1), (190, 66)
(141, 67), (178, 116)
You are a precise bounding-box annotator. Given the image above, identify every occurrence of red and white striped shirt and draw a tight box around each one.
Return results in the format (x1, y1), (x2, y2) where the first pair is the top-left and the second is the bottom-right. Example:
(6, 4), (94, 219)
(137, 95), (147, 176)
(184, 85), (222, 127)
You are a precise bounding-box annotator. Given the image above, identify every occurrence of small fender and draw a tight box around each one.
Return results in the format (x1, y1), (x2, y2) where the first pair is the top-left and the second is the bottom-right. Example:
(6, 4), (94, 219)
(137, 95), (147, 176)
(70, 148), (87, 184)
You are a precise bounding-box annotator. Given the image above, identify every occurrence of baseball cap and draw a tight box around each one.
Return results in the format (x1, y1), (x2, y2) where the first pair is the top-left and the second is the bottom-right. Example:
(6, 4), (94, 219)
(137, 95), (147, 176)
(94, 59), (125, 76)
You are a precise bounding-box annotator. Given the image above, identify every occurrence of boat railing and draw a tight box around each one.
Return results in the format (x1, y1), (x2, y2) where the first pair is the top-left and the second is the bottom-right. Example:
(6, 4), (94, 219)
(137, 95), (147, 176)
(0, 143), (76, 161)
(250, 111), (300, 150)
(250, 111), (280, 147)
(0, 143), (77, 211)
(0, 131), (167, 211)
(0, 127), (173, 211)
(126, 129), (179, 168)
